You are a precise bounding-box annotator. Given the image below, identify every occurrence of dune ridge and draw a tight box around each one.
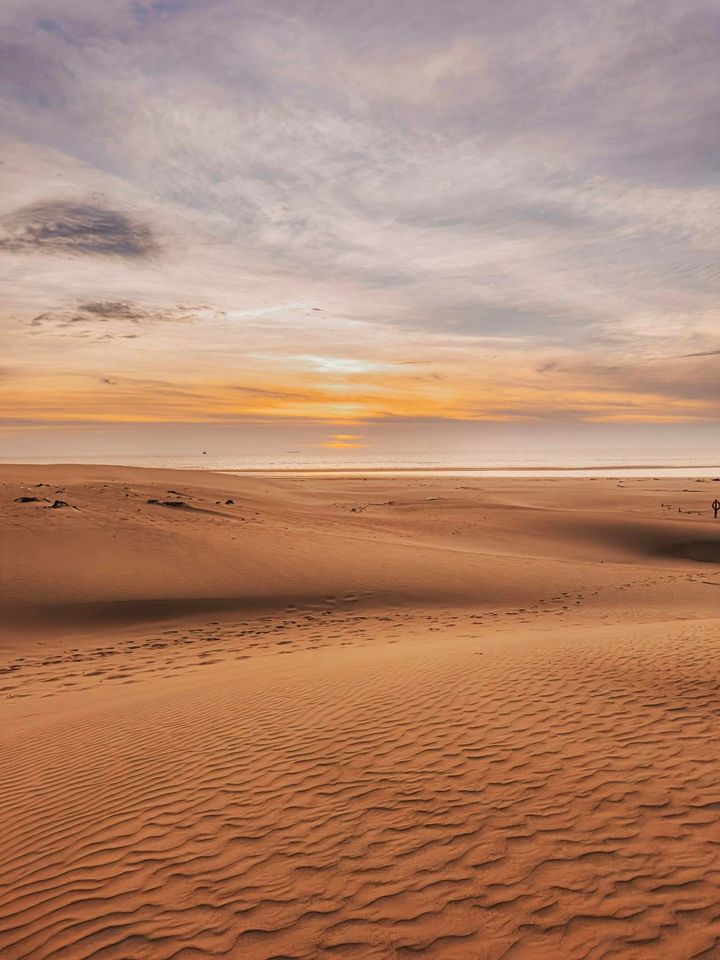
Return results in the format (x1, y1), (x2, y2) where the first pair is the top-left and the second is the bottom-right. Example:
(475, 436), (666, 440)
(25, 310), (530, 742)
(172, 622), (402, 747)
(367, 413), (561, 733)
(2, 465), (719, 636)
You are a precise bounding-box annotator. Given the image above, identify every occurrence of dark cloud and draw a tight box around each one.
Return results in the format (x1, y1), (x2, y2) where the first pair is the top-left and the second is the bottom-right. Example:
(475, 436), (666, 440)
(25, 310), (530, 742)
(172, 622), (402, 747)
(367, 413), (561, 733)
(28, 312), (53, 327)
(25, 300), (222, 341)
(537, 361), (561, 375)
(0, 201), (159, 258)
(69, 301), (222, 325)
(81, 301), (146, 319)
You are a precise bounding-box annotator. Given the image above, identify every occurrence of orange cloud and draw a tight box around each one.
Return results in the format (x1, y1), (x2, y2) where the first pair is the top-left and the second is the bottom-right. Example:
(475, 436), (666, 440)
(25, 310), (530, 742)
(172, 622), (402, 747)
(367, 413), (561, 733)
(2, 350), (718, 430)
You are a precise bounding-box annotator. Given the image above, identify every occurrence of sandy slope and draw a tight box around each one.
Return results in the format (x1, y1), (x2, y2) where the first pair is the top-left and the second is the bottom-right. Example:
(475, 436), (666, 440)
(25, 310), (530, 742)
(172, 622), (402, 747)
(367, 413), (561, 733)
(1, 466), (720, 959)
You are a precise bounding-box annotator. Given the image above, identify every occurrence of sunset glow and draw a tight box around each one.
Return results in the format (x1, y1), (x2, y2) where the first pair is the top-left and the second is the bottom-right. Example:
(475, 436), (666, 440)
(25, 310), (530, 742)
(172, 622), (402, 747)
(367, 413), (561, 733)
(1, 2), (718, 459)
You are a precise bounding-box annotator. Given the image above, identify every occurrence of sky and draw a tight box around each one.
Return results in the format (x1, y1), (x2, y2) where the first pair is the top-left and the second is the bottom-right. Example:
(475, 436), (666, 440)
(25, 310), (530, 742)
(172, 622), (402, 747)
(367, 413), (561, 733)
(1, 0), (719, 460)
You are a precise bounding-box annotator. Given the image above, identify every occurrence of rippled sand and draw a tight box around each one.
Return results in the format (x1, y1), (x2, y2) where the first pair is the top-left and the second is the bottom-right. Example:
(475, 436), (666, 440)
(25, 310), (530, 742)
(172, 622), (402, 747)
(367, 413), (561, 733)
(2, 466), (720, 959)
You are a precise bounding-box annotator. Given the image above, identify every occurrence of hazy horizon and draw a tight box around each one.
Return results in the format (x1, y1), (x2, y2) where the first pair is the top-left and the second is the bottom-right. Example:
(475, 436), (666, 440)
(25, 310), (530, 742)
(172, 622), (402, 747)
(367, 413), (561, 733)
(2, 421), (718, 474)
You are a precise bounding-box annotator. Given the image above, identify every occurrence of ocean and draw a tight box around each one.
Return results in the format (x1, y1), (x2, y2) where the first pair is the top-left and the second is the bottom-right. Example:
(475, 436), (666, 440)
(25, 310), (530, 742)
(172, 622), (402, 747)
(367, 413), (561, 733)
(3, 450), (719, 478)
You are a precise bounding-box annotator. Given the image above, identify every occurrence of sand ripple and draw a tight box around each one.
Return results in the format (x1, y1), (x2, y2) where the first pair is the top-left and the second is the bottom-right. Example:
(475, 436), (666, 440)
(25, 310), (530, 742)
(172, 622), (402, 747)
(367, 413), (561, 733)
(3, 616), (720, 959)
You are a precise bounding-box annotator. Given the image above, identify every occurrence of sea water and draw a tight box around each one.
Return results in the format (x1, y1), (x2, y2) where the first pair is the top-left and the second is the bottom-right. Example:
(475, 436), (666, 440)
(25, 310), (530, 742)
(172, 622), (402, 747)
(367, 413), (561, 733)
(3, 450), (719, 478)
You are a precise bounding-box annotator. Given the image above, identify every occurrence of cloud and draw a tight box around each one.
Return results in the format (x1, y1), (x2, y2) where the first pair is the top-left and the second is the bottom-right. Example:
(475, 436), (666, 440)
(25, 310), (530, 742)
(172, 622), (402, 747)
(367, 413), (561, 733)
(680, 349), (720, 359)
(80, 301), (147, 319)
(524, 351), (720, 412)
(231, 385), (309, 401)
(0, 201), (159, 258)
(1, 0), (719, 439)
(26, 300), (221, 339)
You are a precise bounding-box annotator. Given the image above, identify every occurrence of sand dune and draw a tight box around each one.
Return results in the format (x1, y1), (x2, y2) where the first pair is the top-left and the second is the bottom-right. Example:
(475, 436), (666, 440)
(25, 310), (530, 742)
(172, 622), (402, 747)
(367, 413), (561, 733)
(2, 466), (720, 958)
(2, 466), (719, 635)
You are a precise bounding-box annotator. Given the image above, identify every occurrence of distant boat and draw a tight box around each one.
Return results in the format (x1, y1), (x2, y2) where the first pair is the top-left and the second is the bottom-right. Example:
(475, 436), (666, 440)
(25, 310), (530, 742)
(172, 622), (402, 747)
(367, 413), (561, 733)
(202, 450), (207, 455)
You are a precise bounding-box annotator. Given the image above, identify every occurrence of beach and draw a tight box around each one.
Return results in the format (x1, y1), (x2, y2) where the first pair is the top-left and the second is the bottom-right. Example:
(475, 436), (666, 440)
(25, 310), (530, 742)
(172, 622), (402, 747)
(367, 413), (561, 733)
(2, 465), (720, 959)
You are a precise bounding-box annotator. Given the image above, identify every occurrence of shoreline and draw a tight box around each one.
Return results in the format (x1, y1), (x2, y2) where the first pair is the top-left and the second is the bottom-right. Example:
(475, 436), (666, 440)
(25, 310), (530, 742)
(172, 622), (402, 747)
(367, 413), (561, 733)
(2, 459), (720, 479)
